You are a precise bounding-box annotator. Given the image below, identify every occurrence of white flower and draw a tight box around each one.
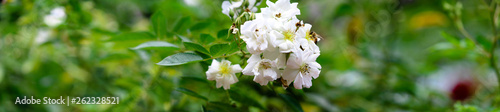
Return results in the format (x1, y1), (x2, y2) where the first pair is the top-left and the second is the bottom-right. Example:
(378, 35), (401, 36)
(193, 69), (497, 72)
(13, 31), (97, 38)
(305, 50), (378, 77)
(425, 64), (478, 101)
(247, 0), (262, 12)
(260, 0), (300, 22)
(35, 29), (51, 45)
(270, 19), (300, 53)
(206, 59), (242, 90)
(282, 45), (321, 89)
(242, 54), (280, 85)
(44, 7), (66, 27)
(232, 27), (239, 34)
(262, 47), (286, 69)
(296, 23), (320, 53)
(183, 0), (200, 6)
(240, 16), (275, 54)
(222, 0), (243, 18)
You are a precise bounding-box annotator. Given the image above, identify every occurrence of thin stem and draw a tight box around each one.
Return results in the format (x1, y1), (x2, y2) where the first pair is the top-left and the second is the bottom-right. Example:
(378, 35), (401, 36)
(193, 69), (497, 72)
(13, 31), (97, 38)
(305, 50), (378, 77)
(456, 20), (491, 57)
(225, 90), (231, 101)
(489, 3), (500, 90)
(202, 51), (245, 61)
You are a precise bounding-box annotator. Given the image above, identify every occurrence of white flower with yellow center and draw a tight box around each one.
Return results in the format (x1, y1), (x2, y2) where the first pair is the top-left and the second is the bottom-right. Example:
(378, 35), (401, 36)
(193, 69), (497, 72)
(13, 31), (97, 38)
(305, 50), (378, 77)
(240, 16), (275, 54)
(206, 59), (242, 90)
(260, 0), (300, 22)
(242, 54), (280, 85)
(282, 45), (321, 89)
(296, 23), (320, 53)
(270, 19), (300, 53)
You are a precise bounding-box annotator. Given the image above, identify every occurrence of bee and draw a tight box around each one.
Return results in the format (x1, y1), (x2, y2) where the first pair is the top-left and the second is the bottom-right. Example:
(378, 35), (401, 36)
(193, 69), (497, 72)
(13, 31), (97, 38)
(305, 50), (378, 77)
(309, 31), (323, 44)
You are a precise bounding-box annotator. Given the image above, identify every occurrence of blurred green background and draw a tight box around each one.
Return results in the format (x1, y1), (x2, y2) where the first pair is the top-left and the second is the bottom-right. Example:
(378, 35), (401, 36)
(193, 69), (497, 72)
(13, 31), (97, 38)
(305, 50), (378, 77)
(1, 0), (500, 111)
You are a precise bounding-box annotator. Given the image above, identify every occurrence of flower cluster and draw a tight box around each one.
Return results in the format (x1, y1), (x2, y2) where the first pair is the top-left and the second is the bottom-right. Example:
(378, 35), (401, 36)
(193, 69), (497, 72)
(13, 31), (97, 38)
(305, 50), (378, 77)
(222, 0), (261, 19)
(207, 0), (321, 90)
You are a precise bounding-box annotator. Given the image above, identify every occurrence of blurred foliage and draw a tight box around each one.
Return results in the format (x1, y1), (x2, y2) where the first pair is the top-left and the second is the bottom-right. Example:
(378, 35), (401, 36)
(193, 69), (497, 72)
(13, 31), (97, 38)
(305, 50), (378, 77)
(1, 0), (500, 111)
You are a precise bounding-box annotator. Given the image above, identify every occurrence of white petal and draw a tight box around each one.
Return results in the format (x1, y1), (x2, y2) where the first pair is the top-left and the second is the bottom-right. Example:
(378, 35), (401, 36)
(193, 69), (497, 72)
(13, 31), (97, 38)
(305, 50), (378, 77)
(286, 54), (301, 69)
(263, 68), (278, 80)
(302, 75), (313, 88)
(243, 62), (257, 76)
(293, 72), (304, 89)
(283, 69), (299, 86)
(306, 53), (320, 62)
(253, 73), (268, 85)
(231, 65), (242, 73)
(309, 67), (320, 79)
(230, 1), (243, 7)
(309, 62), (321, 69)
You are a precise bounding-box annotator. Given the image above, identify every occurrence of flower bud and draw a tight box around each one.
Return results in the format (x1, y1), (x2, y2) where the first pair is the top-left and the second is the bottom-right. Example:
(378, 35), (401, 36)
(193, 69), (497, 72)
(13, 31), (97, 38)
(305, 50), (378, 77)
(232, 28), (239, 34)
(229, 9), (235, 18)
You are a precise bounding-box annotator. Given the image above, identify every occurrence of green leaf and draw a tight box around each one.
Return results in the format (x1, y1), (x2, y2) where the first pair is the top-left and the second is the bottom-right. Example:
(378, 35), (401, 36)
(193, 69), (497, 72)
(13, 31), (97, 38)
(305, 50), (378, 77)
(151, 11), (167, 38)
(0, 64), (4, 84)
(176, 34), (192, 42)
(157, 53), (203, 66)
(476, 35), (492, 51)
(191, 22), (211, 31)
(428, 42), (454, 52)
(228, 43), (240, 54)
(205, 102), (239, 112)
(200, 34), (215, 45)
(173, 17), (191, 32)
(217, 29), (229, 39)
(279, 94), (303, 112)
(210, 44), (231, 57)
(108, 32), (155, 41)
(184, 42), (210, 55)
(334, 3), (353, 18)
(175, 87), (208, 101)
(441, 31), (460, 46)
(228, 90), (265, 109)
(131, 41), (179, 50)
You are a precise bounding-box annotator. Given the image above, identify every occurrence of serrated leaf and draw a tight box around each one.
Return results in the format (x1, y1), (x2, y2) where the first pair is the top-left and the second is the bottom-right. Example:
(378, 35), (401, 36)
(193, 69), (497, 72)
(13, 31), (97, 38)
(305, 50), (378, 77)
(184, 42), (210, 55)
(217, 29), (229, 39)
(108, 32), (155, 41)
(191, 22), (211, 31)
(131, 41), (179, 50)
(200, 34), (215, 45)
(176, 87), (208, 101)
(151, 11), (167, 38)
(279, 94), (303, 112)
(173, 17), (191, 32)
(210, 44), (230, 57)
(157, 53), (203, 66)
(228, 90), (265, 109)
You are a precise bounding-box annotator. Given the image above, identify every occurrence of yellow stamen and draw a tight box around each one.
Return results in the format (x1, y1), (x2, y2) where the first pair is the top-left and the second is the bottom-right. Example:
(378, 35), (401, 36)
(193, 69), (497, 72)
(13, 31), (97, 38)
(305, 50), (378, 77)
(220, 61), (231, 75)
(284, 30), (295, 41)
